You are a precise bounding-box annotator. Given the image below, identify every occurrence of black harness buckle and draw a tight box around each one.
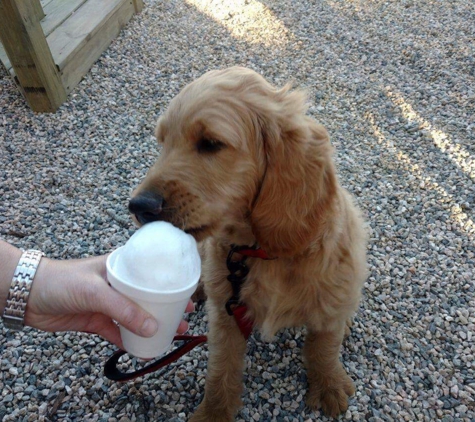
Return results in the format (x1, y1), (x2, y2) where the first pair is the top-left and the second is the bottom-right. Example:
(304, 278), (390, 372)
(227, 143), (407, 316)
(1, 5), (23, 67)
(225, 297), (240, 316)
(225, 245), (251, 316)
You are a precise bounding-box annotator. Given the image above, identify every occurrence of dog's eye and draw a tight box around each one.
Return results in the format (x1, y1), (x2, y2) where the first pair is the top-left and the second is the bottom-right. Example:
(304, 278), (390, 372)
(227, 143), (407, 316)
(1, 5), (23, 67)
(197, 138), (226, 154)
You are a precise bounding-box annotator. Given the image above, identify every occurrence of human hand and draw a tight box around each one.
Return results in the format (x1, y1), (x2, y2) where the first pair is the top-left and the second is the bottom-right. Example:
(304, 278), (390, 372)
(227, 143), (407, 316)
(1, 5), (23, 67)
(25, 255), (194, 349)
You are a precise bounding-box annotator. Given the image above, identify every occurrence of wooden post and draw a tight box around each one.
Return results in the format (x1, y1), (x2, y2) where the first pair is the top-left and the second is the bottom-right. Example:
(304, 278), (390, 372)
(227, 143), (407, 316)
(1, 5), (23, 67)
(32, 0), (45, 20)
(132, 0), (144, 13)
(0, 0), (66, 112)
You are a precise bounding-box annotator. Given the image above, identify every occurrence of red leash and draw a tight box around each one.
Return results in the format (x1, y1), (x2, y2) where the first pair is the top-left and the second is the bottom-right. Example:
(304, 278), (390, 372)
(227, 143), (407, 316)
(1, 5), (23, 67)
(104, 244), (272, 382)
(104, 334), (207, 382)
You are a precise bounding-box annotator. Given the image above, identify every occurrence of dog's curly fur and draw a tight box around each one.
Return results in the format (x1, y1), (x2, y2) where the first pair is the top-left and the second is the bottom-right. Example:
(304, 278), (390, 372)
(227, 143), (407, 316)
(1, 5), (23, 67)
(131, 67), (368, 420)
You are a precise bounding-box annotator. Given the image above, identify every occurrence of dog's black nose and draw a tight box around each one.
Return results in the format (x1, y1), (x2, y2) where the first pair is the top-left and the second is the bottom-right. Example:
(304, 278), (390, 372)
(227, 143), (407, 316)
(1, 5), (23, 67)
(128, 192), (164, 225)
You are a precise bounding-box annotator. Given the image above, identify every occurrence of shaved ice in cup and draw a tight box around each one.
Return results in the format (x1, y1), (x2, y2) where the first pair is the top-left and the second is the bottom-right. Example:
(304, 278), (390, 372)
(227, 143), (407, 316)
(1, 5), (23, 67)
(106, 221), (201, 358)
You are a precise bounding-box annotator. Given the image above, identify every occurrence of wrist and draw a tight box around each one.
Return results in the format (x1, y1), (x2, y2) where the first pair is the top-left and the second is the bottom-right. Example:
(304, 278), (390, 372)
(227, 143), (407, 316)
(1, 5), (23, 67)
(0, 241), (23, 314)
(24, 256), (55, 325)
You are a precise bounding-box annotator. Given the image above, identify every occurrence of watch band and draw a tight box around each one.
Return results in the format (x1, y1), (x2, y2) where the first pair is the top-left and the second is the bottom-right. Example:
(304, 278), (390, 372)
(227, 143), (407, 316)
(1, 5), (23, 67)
(2, 249), (44, 330)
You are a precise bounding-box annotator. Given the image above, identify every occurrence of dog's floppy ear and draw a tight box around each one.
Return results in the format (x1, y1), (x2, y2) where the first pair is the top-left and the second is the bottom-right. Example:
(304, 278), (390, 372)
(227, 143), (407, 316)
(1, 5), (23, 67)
(250, 88), (337, 258)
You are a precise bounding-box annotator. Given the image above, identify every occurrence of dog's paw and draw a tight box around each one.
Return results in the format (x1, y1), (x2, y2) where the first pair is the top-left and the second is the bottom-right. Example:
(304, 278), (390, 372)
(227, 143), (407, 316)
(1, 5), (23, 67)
(189, 404), (234, 422)
(306, 369), (355, 418)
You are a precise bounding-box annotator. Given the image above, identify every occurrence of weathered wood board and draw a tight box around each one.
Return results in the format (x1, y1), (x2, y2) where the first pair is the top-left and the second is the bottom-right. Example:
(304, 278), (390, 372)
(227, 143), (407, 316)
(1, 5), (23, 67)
(0, 0), (142, 112)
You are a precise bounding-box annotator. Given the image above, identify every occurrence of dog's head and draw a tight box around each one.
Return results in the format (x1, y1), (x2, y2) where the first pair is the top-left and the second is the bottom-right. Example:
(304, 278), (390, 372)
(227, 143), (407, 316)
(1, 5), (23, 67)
(130, 67), (336, 256)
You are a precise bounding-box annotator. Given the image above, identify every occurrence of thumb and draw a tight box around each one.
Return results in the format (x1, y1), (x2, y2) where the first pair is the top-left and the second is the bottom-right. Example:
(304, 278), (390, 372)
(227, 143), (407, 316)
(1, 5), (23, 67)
(96, 285), (159, 337)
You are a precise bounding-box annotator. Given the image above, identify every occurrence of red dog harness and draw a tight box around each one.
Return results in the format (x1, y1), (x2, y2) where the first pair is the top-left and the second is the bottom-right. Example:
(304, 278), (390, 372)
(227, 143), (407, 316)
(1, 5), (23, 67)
(224, 244), (272, 339)
(104, 244), (272, 382)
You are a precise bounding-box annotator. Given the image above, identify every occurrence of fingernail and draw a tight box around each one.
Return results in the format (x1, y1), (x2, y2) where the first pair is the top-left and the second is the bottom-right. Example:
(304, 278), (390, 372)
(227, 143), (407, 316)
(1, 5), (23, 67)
(141, 318), (158, 337)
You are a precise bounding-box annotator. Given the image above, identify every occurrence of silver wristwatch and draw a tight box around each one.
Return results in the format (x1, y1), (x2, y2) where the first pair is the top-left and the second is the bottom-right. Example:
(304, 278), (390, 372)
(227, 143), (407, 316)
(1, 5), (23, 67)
(2, 249), (44, 330)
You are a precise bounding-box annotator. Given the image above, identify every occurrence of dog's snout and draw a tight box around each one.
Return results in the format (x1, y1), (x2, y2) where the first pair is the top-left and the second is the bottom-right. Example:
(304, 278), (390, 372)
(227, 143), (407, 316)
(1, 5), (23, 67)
(128, 192), (164, 225)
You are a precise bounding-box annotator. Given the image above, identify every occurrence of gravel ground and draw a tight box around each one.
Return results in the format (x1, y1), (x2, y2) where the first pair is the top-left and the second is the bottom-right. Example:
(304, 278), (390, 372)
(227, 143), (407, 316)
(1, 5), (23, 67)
(1, 0), (474, 421)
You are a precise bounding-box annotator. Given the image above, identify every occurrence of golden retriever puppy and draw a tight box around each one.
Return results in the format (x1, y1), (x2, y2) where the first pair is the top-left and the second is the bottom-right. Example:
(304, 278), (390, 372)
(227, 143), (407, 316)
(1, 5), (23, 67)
(129, 67), (368, 421)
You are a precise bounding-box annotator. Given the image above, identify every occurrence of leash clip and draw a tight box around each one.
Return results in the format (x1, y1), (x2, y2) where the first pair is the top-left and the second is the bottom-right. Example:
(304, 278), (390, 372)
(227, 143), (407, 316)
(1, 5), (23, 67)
(225, 245), (251, 316)
(225, 297), (239, 316)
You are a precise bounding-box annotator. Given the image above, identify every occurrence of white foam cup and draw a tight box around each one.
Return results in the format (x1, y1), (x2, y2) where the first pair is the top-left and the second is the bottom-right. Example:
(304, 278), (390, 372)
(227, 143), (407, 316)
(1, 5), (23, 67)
(106, 246), (200, 359)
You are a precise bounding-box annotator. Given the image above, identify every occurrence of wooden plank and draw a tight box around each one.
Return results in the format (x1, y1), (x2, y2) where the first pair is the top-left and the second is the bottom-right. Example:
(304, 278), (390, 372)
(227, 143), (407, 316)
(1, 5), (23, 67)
(132, 0), (144, 13)
(0, 0), (67, 112)
(60, 0), (135, 93)
(47, 0), (127, 70)
(41, 0), (88, 37)
(33, 0), (45, 20)
(40, 0), (54, 8)
(0, 0), (88, 73)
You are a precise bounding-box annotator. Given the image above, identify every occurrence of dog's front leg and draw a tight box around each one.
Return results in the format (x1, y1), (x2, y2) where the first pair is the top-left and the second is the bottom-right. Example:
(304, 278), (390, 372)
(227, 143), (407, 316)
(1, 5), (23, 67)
(303, 324), (355, 418)
(190, 302), (247, 422)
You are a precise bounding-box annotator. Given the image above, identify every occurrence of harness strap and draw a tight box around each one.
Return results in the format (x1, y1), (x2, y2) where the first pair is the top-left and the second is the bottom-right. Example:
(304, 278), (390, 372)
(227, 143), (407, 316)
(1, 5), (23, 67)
(233, 246), (272, 260)
(232, 304), (254, 340)
(224, 244), (273, 331)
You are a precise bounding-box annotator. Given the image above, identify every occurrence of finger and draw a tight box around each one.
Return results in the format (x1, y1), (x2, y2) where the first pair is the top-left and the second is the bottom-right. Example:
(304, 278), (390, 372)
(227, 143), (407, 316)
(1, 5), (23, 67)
(177, 319), (189, 334)
(86, 316), (124, 349)
(97, 323), (124, 350)
(93, 284), (158, 338)
(185, 299), (195, 313)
